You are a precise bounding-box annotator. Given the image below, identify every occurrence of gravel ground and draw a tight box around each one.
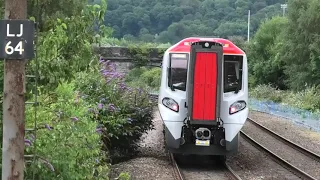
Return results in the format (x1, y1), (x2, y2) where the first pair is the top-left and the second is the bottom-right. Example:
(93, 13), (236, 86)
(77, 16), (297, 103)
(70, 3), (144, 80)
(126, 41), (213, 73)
(227, 136), (300, 180)
(243, 120), (320, 178)
(136, 110), (167, 158)
(109, 157), (174, 180)
(109, 109), (175, 180)
(249, 110), (320, 155)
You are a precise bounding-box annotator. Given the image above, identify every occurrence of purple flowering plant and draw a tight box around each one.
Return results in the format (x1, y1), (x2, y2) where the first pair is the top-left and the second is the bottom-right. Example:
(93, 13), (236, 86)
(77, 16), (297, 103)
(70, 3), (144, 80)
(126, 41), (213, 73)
(74, 57), (155, 163)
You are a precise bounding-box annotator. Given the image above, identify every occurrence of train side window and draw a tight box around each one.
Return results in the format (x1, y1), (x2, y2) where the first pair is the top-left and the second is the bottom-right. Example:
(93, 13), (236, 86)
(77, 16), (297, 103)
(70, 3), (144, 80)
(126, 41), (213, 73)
(168, 53), (189, 91)
(224, 55), (243, 93)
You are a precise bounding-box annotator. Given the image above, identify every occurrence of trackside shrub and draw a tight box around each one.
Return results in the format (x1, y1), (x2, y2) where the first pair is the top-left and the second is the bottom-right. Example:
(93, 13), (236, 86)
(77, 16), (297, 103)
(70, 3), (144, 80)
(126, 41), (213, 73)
(124, 67), (148, 82)
(283, 86), (320, 112)
(116, 172), (131, 180)
(250, 84), (320, 113)
(125, 67), (161, 92)
(74, 58), (155, 163)
(249, 84), (284, 103)
(140, 68), (161, 89)
(24, 82), (109, 179)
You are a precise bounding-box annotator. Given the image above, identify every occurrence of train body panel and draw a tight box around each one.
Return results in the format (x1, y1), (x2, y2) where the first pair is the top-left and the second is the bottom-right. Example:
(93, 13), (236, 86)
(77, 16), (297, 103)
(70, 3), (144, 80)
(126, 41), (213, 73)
(158, 37), (248, 156)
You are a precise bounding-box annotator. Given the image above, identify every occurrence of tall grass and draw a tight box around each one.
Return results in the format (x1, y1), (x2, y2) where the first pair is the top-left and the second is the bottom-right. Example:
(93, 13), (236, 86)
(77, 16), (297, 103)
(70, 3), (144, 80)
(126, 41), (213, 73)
(250, 84), (320, 113)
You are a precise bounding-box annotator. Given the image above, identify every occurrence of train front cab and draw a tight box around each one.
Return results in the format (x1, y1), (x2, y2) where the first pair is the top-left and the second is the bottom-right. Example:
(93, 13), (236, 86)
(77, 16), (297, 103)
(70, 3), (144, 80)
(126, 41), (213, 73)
(159, 39), (248, 156)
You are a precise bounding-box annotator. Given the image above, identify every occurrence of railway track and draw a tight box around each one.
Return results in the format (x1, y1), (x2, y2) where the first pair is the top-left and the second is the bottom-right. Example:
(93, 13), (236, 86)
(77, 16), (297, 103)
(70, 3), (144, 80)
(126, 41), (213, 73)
(169, 152), (185, 180)
(241, 118), (320, 180)
(224, 162), (243, 180)
(169, 152), (242, 180)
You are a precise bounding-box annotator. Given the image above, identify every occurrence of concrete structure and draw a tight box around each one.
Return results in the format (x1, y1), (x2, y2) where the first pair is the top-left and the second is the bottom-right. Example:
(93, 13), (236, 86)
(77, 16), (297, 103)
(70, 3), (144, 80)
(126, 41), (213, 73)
(93, 46), (165, 72)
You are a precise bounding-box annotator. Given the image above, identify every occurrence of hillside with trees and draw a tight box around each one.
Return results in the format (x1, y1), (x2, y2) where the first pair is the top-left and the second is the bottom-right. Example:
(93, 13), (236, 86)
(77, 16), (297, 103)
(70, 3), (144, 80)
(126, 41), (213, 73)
(98, 0), (287, 43)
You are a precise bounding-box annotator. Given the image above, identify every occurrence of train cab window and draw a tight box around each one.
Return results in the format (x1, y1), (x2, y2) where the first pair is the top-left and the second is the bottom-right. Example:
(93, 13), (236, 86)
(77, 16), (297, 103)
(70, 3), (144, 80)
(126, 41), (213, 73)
(224, 55), (243, 93)
(168, 53), (189, 91)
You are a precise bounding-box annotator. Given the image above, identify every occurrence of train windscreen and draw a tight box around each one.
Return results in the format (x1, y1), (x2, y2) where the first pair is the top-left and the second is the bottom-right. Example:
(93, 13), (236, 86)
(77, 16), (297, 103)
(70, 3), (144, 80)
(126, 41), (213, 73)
(224, 55), (243, 93)
(168, 53), (189, 91)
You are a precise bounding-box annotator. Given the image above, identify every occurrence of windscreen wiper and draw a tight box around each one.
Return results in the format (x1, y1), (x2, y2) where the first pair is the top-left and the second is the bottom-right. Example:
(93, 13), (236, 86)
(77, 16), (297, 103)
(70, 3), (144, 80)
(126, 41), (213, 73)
(168, 67), (176, 91)
(234, 80), (240, 94)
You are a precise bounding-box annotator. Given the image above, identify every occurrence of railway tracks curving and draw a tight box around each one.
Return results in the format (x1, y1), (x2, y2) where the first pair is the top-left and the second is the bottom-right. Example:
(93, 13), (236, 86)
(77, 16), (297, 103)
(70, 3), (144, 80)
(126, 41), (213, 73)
(241, 118), (320, 180)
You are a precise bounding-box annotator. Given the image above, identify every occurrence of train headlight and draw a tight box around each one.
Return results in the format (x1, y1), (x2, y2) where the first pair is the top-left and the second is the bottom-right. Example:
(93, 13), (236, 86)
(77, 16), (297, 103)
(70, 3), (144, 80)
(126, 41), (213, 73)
(229, 101), (246, 114)
(162, 97), (179, 112)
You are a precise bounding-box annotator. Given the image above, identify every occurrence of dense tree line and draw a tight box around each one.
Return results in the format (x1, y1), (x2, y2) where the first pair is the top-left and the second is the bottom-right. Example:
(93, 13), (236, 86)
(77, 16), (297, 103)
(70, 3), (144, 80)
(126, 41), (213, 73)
(248, 0), (320, 91)
(101, 0), (286, 44)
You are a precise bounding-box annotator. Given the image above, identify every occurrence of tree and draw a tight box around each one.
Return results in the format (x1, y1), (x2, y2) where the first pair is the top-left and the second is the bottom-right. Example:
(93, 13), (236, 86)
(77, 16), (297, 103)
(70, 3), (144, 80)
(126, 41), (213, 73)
(228, 36), (248, 52)
(122, 12), (140, 36)
(27, 0), (88, 31)
(214, 21), (247, 38)
(100, 0), (283, 43)
(24, 0), (110, 92)
(0, 0), (4, 17)
(248, 16), (288, 89)
(279, 0), (320, 90)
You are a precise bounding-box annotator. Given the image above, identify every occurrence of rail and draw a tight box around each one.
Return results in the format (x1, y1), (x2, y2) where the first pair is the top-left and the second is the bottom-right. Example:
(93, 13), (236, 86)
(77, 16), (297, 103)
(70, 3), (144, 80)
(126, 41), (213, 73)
(247, 118), (320, 162)
(224, 162), (243, 180)
(169, 152), (185, 180)
(240, 131), (317, 180)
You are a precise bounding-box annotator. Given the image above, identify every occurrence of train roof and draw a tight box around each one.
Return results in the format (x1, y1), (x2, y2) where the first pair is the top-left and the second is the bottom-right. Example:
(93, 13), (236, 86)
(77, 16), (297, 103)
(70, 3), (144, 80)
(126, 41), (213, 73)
(168, 37), (245, 55)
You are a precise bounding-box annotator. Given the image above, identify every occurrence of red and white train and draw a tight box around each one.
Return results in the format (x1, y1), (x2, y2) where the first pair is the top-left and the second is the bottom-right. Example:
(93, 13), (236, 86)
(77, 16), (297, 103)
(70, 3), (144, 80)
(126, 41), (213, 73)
(158, 37), (248, 157)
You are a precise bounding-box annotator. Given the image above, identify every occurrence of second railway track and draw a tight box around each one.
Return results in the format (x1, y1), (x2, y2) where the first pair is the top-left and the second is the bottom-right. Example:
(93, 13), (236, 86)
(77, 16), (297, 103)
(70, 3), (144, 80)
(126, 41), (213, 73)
(246, 118), (320, 162)
(241, 118), (320, 180)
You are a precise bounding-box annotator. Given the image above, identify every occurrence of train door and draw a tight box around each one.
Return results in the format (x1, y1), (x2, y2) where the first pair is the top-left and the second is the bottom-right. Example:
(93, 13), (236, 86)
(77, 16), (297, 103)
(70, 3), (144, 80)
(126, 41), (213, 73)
(187, 41), (223, 125)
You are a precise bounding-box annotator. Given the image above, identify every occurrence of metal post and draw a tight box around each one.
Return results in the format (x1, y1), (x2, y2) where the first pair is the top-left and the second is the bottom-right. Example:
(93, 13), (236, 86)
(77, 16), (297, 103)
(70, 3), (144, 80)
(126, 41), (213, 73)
(2, 0), (27, 179)
(281, 4), (287, 16)
(247, 10), (250, 42)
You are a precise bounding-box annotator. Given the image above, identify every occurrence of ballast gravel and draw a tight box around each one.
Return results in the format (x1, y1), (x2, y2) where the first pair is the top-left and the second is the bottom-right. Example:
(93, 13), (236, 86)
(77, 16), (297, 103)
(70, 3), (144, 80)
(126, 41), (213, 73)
(109, 109), (175, 180)
(109, 157), (174, 180)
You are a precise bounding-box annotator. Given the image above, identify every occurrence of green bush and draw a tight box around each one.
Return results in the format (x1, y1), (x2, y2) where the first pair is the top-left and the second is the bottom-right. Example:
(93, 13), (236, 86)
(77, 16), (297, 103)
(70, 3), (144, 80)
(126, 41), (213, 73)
(74, 59), (155, 163)
(116, 172), (131, 180)
(140, 68), (161, 89)
(24, 82), (109, 179)
(125, 67), (161, 92)
(249, 84), (284, 103)
(125, 67), (148, 82)
(284, 86), (320, 112)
